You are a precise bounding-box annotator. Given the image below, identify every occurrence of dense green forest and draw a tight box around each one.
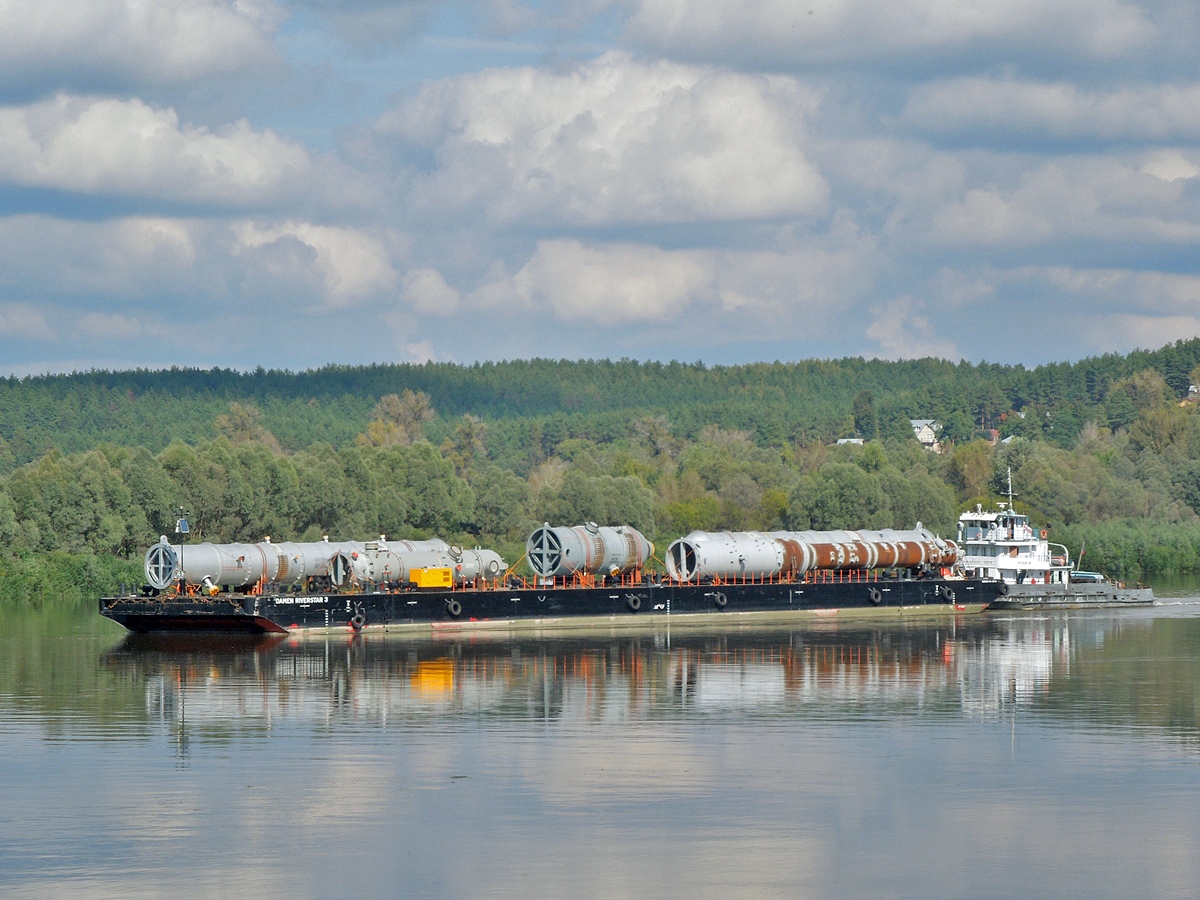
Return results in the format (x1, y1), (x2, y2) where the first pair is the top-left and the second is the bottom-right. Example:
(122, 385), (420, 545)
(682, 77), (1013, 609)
(2, 339), (1200, 601)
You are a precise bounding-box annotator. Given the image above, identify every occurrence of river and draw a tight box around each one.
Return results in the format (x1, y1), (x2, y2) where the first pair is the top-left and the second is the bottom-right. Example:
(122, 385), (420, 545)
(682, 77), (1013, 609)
(3, 581), (1200, 898)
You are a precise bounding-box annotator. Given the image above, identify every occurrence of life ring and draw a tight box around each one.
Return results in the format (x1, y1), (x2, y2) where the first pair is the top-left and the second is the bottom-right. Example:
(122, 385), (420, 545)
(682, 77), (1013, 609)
(349, 613), (366, 631)
(869, 587), (882, 605)
(626, 594), (641, 612)
(446, 599), (462, 618)
(714, 591), (728, 609)
(1039, 529), (1048, 539)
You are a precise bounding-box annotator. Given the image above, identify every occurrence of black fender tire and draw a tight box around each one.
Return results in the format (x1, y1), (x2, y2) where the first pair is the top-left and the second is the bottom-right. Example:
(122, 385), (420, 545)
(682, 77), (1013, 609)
(349, 613), (366, 631)
(446, 599), (462, 618)
(869, 587), (882, 606)
(626, 594), (641, 612)
(714, 592), (728, 609)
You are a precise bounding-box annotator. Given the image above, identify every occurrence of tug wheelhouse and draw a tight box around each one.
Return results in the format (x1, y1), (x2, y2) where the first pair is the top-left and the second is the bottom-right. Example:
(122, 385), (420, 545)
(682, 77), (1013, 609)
(956, 504), (1072, 586)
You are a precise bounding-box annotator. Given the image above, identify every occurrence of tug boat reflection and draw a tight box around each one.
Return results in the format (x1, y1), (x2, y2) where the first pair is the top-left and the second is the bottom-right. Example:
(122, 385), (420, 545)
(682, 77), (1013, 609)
(106, 618), (1105, 737)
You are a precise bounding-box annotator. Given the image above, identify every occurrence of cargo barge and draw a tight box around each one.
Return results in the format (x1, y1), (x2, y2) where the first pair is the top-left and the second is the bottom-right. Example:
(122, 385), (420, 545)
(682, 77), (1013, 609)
(101, 573), (1002, 634)
(101, 522), (1002, 634)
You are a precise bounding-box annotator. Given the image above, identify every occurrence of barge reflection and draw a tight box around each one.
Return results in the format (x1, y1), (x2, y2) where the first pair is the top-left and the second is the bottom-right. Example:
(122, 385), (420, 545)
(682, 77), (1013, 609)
(103, 615), (1167, 739)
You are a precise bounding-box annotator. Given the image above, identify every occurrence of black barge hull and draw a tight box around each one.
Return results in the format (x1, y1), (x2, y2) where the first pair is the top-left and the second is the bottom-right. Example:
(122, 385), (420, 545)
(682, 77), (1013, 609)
(101, 578), (1002, 635)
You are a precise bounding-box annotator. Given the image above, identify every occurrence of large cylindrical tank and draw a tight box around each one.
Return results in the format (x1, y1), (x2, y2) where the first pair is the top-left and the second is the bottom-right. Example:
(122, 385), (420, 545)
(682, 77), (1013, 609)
(664, 531), (787, 583)
(330, 545), (405, 587)
(380, 538), (452, 553)
(665, 527), (959, 582)
(144, 537), (351, 590)
(526, 523), (654, 578)
(329, 541), (506, 588)
(450, 546), (507, 582)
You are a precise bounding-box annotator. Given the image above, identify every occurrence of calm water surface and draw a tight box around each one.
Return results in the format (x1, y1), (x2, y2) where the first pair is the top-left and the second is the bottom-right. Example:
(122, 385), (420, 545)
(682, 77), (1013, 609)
(4, 580), (1200, 899)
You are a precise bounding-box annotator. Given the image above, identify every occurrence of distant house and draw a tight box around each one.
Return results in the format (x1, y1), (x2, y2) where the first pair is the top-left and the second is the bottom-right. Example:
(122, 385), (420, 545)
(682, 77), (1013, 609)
(909, 419), (942, 453)
(836, 437), (864, 446)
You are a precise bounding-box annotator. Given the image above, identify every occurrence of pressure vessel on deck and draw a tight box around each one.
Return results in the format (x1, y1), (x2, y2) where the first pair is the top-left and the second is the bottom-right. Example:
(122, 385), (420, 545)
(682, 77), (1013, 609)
(328, 540), (505, 589)
(450, 546), (507, 582)
(329, 544), (405, 587)
(144, 537), (352, 590)
(526, 523), (654, 578)
(143, 534), (505, 591)
(663, 531), (785, 585)
(664, 527), (959, 583)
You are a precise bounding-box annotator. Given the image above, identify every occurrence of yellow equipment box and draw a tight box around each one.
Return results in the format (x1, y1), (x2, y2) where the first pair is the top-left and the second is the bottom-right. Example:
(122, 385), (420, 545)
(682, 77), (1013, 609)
(411, 567), (453, 588)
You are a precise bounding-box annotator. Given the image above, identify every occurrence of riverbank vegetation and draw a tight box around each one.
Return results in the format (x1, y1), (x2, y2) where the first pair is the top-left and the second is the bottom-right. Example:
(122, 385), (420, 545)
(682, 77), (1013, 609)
(2, 339), (1199, 597)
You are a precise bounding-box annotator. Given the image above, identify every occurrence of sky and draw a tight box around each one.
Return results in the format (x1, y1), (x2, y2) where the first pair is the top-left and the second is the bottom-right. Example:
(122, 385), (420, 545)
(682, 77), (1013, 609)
(2, 0), (1199, 376)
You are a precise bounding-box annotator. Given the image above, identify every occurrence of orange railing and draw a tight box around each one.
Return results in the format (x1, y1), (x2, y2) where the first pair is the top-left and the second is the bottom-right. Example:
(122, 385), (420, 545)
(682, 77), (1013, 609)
(167, 564), (917, 598)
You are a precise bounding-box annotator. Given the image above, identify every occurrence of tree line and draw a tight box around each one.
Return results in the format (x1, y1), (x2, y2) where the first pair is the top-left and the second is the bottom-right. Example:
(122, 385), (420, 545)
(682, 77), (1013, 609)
(2, 339), (1199, 469)
(2, 345), (1200, 601)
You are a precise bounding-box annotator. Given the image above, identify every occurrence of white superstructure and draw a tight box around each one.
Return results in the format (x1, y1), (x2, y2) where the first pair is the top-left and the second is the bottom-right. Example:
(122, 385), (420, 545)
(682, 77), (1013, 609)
(956, 503), (1071, 586)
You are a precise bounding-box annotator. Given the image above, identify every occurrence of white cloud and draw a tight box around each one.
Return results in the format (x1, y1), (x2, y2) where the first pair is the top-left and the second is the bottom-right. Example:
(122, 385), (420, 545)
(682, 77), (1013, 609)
(1141, 151), (1199, 182)
(896, 264), (1200, 362)
(1032, 266), (1200, 316)
(461, 235), (872, 333)
(2, 2), (1198, 372)
(0, 212), (423, 368)
(903, 78), (1200, 143)
(1017, 267), (1200, 351)
(915, 157), (1200, 247)
(402, 339), (437, 363)
(509, 239), (713, 322)
(0, 303), (57, 341)
(0, 95), (317, 207)
(235, 221), (399, 307)
(626, 0), (1159, 66)
(1090, 313), (1200, 351)
(0, 215), (397, 312)
(401, 267), (461, 314)
(820, 136), (1200, 257)
(72, 311), (171, 342)
(865, 295), (959, 360)
(0, 215), (200, 298)
(0, 0), (281, 89)
(379, 51), (827, 225)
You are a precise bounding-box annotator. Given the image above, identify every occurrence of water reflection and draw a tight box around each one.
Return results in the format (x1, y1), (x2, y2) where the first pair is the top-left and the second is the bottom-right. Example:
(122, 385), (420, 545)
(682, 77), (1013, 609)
(103, 611), (1200, 744)
(5, 602), (1200, 898)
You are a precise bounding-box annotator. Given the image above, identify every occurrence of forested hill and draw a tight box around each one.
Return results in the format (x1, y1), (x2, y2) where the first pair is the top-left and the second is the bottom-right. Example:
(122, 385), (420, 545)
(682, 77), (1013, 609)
(2, 338), (1200, 467)
(2, 339), (1200, 601)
